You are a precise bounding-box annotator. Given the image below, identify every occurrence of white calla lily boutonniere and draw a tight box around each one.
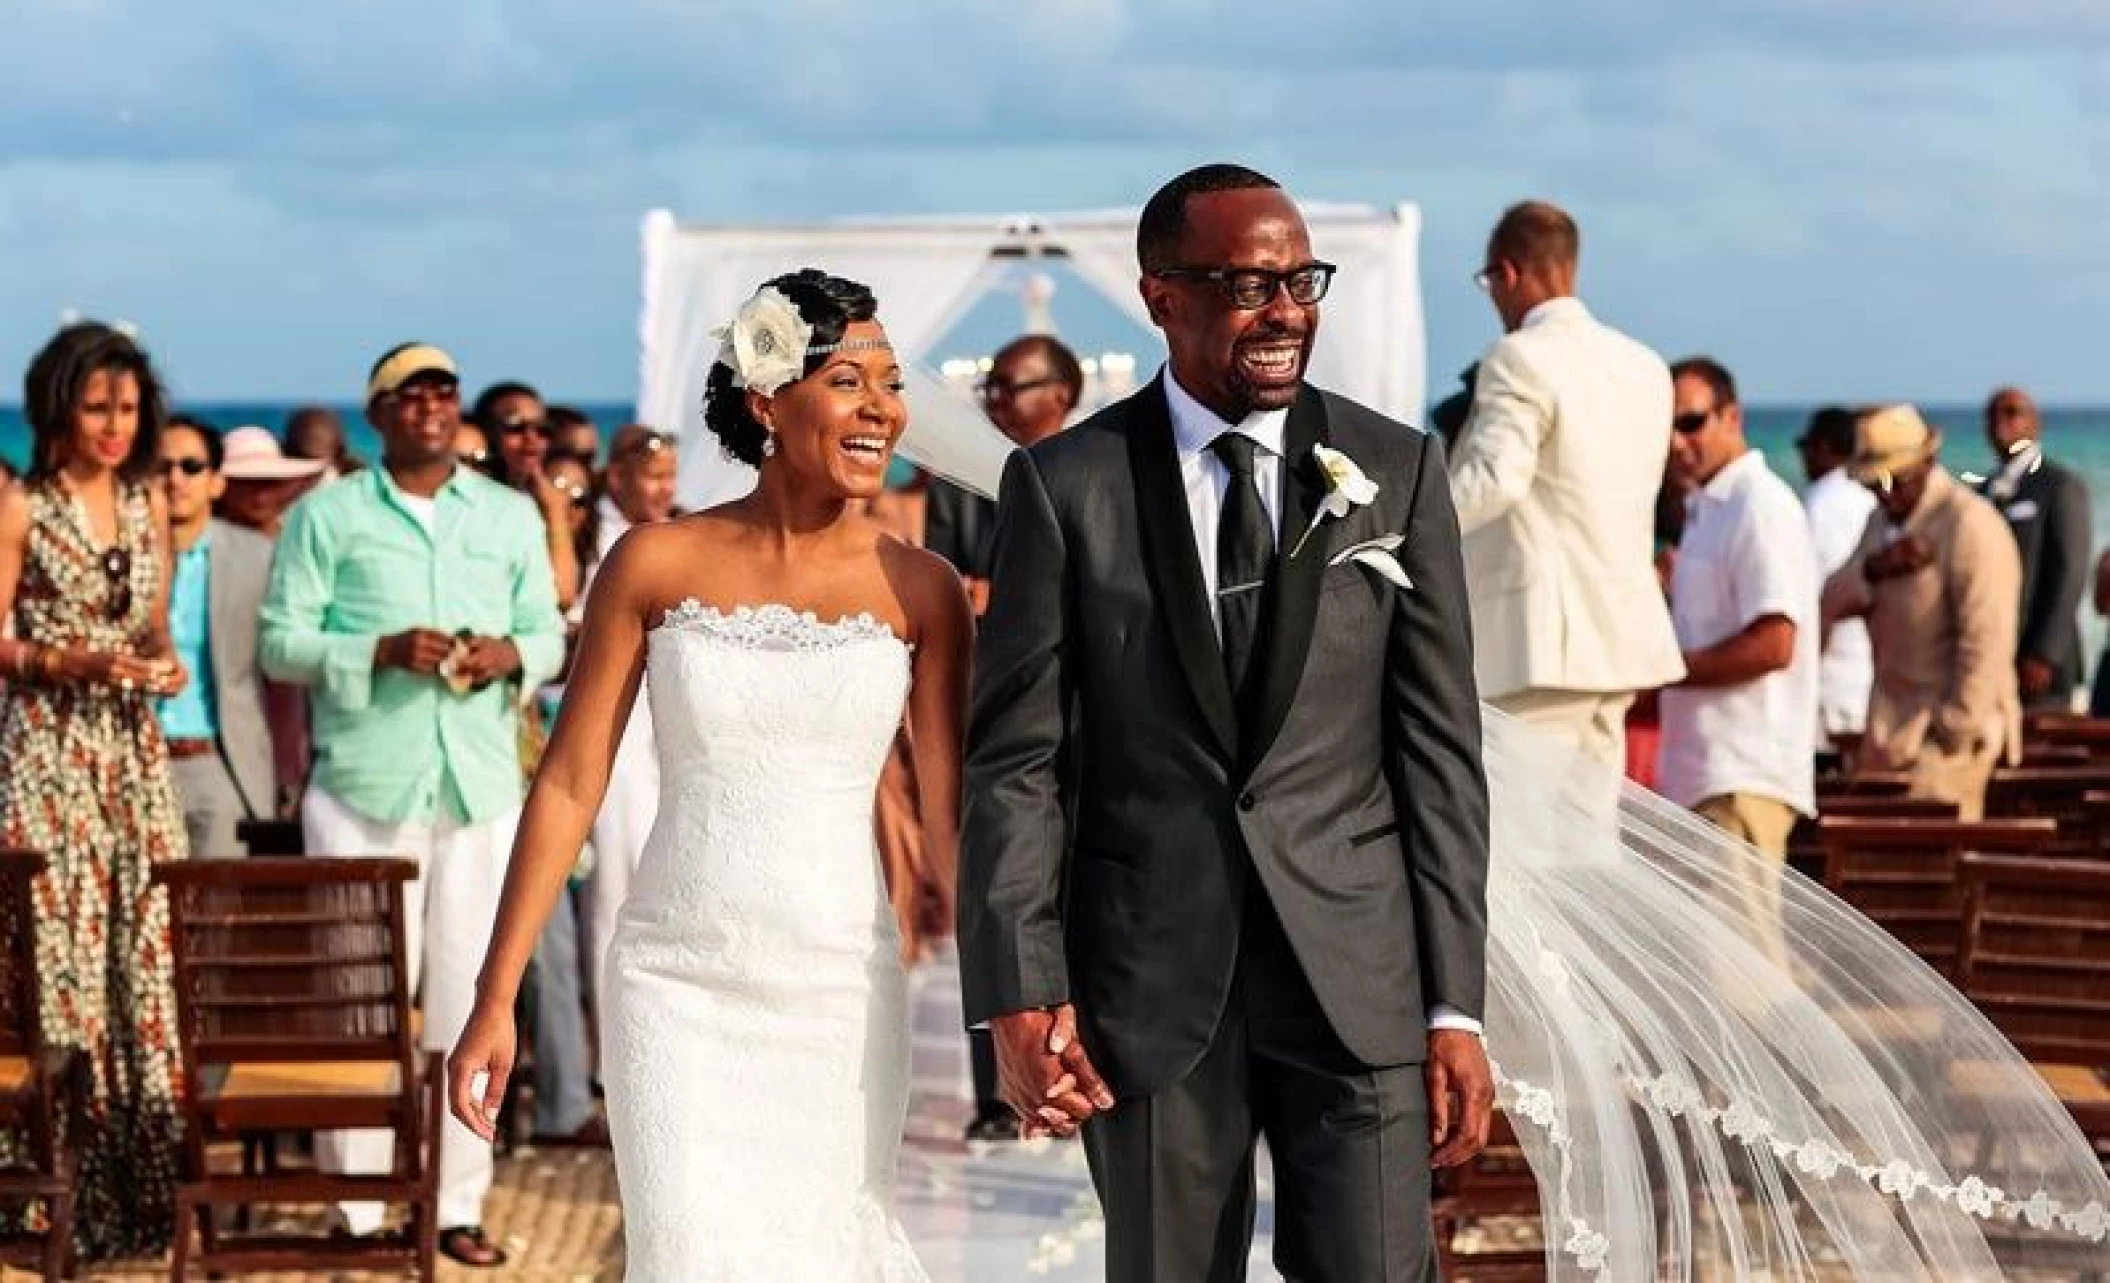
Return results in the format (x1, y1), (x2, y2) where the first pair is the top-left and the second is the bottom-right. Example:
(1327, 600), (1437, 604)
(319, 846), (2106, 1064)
(1287, 443), (1381, 559)
(1328, 534), (1413, 591)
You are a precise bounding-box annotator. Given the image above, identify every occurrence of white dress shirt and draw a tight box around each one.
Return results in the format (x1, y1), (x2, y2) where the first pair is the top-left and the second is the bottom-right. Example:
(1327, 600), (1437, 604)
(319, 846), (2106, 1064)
(1659, 450), (1819, 815)
(1161, 370), (1481, 1037)
(1802, 467), (1877, 736)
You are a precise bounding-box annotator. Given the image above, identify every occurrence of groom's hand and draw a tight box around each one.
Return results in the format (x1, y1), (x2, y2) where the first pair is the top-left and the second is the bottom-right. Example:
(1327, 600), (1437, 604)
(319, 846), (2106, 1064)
(1426, 1029), (1495, 1167)
(991, 1003), (1115, 1138)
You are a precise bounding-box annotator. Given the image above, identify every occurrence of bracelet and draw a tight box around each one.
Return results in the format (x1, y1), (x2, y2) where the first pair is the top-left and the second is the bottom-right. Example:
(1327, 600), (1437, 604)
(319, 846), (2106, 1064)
(39, 646), (65, 685)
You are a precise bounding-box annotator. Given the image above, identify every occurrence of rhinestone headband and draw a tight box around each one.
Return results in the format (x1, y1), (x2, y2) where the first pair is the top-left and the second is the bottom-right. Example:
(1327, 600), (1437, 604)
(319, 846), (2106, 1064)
(806, 338), (894, 356)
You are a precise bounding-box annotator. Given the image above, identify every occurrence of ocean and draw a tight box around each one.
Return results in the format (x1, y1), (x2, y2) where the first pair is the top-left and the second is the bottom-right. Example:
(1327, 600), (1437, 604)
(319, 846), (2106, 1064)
(7, 400), (2109, 663)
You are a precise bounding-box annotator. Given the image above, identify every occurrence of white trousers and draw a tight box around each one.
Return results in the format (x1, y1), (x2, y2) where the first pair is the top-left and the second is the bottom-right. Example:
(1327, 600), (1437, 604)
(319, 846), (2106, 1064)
(302, 786), (517, 1234)
(588, 691), (658, 993)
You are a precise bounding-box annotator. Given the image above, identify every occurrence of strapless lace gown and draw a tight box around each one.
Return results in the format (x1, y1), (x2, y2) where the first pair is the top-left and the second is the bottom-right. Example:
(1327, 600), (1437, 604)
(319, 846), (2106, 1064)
(599, 602), (928, 1281)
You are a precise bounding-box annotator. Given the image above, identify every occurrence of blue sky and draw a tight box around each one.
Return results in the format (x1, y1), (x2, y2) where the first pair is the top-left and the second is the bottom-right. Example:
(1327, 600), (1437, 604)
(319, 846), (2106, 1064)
(3, 1), (2107, 406)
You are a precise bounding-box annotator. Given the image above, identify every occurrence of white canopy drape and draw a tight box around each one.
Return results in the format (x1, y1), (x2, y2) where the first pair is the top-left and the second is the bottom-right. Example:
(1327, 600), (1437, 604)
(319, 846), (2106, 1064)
(637, 203), (1425, 509)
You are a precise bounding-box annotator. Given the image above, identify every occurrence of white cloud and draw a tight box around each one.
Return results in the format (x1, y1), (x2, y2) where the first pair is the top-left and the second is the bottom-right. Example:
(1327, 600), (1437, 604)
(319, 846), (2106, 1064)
(0, 2), (2106, 400)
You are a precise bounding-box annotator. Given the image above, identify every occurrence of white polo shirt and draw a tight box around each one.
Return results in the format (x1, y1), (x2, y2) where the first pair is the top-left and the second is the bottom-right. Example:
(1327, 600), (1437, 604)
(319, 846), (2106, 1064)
(1658, 450), (1820, 816)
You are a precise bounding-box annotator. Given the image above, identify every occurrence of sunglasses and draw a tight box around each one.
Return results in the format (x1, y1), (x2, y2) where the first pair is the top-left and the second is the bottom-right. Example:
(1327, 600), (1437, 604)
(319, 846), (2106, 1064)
(102, 545), (132, 621)
(156, 458), (212, 478)
(1673, 408), (1717, 435)
(497, 418), (551, 440)
(1149, 261), (1336, 310)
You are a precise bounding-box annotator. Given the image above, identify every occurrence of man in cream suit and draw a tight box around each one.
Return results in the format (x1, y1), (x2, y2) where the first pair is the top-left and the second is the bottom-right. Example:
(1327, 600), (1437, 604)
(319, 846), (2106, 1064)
(1449, 201), (1686, 780)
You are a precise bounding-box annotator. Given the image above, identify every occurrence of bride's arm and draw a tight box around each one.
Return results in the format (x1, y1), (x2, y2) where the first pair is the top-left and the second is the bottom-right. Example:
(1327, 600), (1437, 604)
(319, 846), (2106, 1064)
(448, 531), (655, 1138)
(904, 548), (975, 926)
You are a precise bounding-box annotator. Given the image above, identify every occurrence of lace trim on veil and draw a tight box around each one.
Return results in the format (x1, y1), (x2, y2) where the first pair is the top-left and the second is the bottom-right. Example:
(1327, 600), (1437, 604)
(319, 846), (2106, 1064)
(1492, 1054), (2110, 1277)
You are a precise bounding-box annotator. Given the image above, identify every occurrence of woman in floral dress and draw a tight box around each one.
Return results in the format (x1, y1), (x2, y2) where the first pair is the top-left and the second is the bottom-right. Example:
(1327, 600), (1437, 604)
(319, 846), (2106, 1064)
(0, 322), (190, 1259)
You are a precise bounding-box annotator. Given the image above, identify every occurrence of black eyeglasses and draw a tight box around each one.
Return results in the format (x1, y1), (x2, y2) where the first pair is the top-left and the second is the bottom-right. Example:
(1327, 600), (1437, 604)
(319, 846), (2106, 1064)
(1149, 261), (1336, 310)
(497, 418), (550, 440)
(1673, 408), (1717, 435)
(976, 376), (1063, 404)
(156, 458), (211, 478)
(102, 546), (132, 621)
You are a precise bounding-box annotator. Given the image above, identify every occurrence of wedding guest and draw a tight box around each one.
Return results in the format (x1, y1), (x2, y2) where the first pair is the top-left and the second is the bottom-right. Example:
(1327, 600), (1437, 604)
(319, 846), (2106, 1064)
(0, 457), (19, 489)
(925, 335), (1082, 615)
(218, 424), (327, 537)
(548, 406), (601, 465)
(1659, 359), (1817, 961)
(1449, 200), (1686, 787)
(1797, 407), (1877, 742)
(581, 427), (678, 993)
(0, 322), (188, 1259)
(453, 420), (495, 476)
(472, 381), (581, 611)
(1977, 386), (2091, 711)
(1821, 405), (2021, 819)
(284, 405), (361, 479)
(923, 335), (1082, 1142)
(261, 341), (564, 1266)
(155, 417), (280, 857)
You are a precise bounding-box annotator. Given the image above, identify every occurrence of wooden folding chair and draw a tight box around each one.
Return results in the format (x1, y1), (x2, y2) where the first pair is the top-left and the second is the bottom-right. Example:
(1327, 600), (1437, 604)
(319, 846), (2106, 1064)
(1787, 797), (1959, 881)
(0, 851), (84, 1282)
(1815, 817), (2056, 979)
(156, 857), (439, 1280)
(1955, 853), (2110, 1152)
(1986, 766), (2110, 857)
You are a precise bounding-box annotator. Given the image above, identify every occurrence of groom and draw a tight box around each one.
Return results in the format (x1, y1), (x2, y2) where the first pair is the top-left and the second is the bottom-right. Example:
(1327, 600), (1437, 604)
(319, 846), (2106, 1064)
(961, 164), (1494, 1281)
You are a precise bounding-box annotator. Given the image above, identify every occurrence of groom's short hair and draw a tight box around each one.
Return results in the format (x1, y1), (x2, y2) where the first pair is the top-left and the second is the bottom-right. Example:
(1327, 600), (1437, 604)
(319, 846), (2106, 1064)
(1137, 164), (1282, 272)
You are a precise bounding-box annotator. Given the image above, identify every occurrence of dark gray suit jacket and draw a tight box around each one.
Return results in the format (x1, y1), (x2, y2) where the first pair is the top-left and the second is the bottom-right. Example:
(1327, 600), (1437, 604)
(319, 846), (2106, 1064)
(960, 378), (1490, 1097)
(1980, 457), (2092, 697)
(207, 519), (278, 817)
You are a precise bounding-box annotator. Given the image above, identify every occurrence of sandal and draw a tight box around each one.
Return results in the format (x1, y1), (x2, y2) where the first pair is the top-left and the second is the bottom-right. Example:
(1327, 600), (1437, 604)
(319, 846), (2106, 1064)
(438, 1225), (509, 1268)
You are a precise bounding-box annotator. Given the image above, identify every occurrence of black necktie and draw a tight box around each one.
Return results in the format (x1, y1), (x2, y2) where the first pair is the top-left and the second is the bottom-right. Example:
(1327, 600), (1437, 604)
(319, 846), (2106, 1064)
(1211, 432), (1273, 703)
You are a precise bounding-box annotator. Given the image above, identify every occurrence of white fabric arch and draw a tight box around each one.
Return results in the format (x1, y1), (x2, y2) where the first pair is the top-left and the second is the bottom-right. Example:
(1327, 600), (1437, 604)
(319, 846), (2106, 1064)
(637, 204), (1426, 510)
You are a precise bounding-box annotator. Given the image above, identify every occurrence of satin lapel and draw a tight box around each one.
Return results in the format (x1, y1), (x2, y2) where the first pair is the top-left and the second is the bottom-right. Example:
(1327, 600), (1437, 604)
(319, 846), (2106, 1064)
(1241, 384), (1330, 776)
(1125, 378), (1239, 761)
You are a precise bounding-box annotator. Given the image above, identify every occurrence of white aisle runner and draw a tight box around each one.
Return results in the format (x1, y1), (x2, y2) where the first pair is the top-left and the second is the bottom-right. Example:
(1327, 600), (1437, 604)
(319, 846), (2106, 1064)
(895, 950), (1283, 1281)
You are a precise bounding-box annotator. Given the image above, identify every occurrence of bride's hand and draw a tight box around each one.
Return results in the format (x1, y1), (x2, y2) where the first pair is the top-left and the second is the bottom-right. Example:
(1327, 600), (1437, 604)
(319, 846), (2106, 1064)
(447, 1000), (517, 1142)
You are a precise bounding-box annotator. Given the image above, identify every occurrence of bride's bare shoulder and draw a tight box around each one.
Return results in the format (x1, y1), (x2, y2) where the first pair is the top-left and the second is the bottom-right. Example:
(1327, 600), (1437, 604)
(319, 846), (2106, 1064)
(874, 533), (971, 648)
(585, 514), (743, 624)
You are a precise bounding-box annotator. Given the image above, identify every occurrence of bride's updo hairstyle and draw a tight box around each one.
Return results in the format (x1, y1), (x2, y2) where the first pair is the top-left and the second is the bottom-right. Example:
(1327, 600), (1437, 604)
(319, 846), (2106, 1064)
(703, 268), (880, 468)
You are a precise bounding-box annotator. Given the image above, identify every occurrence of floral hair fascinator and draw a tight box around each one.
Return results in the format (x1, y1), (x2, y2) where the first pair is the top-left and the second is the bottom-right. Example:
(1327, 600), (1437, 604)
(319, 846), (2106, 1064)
(712, 286), (894, 397)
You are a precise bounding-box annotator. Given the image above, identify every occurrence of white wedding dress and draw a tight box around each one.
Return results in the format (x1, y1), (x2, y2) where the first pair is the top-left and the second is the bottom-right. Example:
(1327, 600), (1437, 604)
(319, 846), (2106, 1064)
(598, 600), (929, 1282)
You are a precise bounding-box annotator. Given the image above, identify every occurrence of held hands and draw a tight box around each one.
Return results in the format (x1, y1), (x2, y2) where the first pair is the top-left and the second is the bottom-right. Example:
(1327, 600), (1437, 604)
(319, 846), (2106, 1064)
(446, 999), (517, 1144)
(989, 1003), (1116, 1139)
(1427, 1028), (1495, 1168)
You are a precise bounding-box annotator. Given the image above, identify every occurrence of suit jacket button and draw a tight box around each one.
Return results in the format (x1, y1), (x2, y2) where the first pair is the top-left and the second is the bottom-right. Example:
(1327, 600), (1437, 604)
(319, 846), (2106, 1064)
(1238, 792), (1257, 812)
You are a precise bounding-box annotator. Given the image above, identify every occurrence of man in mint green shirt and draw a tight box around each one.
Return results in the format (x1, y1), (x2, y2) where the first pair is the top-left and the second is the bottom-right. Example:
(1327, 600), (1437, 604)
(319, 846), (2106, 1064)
(260, 342), (562, 1265)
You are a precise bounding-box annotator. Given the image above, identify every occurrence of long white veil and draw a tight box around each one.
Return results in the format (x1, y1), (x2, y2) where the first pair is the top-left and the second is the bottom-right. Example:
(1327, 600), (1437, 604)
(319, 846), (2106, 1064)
(903, 376), (2110, 1278)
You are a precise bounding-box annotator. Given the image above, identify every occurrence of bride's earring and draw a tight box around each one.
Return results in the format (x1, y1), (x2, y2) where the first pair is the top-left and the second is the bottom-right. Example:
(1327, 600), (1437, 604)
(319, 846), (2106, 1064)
(761, 431), (778, 460)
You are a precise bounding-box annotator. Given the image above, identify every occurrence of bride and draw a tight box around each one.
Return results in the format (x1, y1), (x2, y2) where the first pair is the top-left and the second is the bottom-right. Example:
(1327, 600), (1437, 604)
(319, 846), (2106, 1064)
(447, 268), (966, 1279)
(453, 269), (2109, 1281)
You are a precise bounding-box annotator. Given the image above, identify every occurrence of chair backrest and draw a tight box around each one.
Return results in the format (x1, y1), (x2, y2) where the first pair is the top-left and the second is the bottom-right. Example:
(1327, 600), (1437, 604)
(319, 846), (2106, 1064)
(154, 858), (419, 1083)
(1985, 767), (2110, 856)
(0, 851), (47, 1063)
(1788, 798), (1960, 880)
(2023, 713), (2110, 757)
(1957, 854), (2110, 1067)
(1816, 818), (2057, 977)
